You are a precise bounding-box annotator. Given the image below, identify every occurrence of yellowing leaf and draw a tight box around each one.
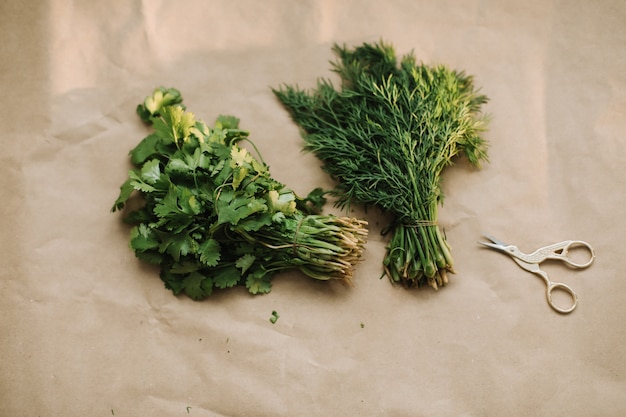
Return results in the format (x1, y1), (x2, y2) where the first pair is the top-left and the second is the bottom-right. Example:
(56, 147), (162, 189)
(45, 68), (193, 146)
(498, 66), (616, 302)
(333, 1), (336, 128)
(144, 89), (163, 114)
(232, 166), (248, 189)
(230, 146), (252, 168)
(245, 269), (272, 294)
(162, 105), (196, 144)
(267, 190), (297, 215)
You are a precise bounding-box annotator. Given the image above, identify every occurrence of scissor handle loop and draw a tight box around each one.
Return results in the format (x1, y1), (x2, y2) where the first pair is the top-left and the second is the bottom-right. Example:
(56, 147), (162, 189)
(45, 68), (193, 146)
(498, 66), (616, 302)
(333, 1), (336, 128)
(546, 281), (578, 314)
(543, 240), (595, 269)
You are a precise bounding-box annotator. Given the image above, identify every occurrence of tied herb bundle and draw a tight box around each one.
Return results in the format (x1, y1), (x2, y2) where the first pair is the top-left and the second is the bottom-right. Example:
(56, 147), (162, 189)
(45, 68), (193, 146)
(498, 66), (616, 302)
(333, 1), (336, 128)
(112, 87), (367, 300)
(273, 41), (489, 289)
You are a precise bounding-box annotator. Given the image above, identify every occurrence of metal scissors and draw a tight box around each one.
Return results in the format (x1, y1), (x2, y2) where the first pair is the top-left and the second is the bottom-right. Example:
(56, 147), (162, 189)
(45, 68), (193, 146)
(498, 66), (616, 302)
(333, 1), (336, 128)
(478, 235), (595, 314)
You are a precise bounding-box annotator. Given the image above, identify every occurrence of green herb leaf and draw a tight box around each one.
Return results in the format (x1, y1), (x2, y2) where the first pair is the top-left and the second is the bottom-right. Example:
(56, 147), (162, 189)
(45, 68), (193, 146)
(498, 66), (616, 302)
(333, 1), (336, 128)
(141, 159), (161, 185)
(235, 253), (256, 274)
(128, 169), (157, 193)
(245, 269), (272, 295)
(153, 187), (181, 218)
(215, 114), (240, 130)
(130, 224), (159, 251)
(232, 166), (248, 190)
(170, 261), (200, 274)
(198, 238), (220, 267)
(158, 232), (196, 262)
(213, 266), (241, 289)
(112, 178), (135, 211)
(177, 187), (202, 215)
(182, 272), (212, 300)
(130, 133), (161, 165)
(166, 158), (192, 174)
(236, 213), (273, 232)
(135, 250), (163, 265)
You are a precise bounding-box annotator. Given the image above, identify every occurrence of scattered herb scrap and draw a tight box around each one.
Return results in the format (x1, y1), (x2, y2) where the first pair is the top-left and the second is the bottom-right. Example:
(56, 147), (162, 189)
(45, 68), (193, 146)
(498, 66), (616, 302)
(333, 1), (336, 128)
(269, 310), (280, 324)
(274, 41), (489, 289)
(113, 87), (368, 299)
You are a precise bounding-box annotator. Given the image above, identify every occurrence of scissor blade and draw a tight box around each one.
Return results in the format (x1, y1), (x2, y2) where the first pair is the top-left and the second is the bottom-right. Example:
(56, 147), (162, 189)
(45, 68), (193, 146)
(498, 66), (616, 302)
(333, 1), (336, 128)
(477, 234), (509, 251)
(478, 240), (505, 251)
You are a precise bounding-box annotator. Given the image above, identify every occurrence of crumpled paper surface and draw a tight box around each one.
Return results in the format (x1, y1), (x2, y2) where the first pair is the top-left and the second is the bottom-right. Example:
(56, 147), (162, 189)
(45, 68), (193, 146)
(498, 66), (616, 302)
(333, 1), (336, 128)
(2, 1), (625, 416)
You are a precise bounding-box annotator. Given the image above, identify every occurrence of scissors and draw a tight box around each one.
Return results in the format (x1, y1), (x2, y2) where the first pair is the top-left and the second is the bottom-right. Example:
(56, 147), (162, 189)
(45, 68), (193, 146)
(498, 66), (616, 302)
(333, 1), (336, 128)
(478, 235), (595, 314)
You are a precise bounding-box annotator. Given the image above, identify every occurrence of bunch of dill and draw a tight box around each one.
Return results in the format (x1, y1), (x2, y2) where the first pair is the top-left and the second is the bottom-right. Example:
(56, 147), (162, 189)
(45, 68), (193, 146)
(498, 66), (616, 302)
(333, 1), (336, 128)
(273, 41), (489, 289)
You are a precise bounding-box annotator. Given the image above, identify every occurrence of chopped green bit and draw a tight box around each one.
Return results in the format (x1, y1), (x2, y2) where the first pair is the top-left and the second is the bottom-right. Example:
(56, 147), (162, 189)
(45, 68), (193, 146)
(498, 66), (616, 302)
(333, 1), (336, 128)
(269, 310), (280, 324)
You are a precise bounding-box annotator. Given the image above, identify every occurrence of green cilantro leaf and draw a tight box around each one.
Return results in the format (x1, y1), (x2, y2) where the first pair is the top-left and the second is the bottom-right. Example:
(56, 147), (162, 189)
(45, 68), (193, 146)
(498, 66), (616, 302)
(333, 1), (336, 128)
(151, 115), (177, 144)
(245, 268), (272, 294)
(182, 272), (212, 300)
(208, 159), (225, 178)
(236, 213), (273, 232)
(130, 133), (160, 165)
(213, 266), (241, 289)
(153, 187), (180, 218)
(217, 189), (269, 227)
(141, 159), (161, 185)
(170, 261), (200, 274)
(166, 158), (192, 174)
(232, 166), (248, 190)
(161, 269), (184, 295)
(128, 169), (157, 193)
(182, 147), (202, 171)
(235, 253), (256, 274)
(196, 150), (211, 170)
(129, 224), (159, 251)
(271, 211), (286, 224)
(112, 178), (135, 211)
(216, 192), (249, 226)
(160, 105), (196, 145)
(215, 115), (240, 130)
(177, 187), (202, 215)
(198, 238), (220, 267)
(135, 251), (163, 265)
(158, 232), (196, 262)
(300, 187), (328, 213)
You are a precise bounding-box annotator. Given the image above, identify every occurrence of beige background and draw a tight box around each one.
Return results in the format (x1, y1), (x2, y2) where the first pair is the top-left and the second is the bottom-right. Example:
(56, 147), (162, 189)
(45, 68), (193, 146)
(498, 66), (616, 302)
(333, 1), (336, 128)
(2, 1), (625, 416)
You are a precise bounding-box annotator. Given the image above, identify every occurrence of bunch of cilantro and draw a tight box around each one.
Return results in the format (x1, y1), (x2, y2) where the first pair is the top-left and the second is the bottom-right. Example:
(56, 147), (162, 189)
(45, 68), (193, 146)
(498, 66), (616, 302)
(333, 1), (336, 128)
(112, 88), (367, 300)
